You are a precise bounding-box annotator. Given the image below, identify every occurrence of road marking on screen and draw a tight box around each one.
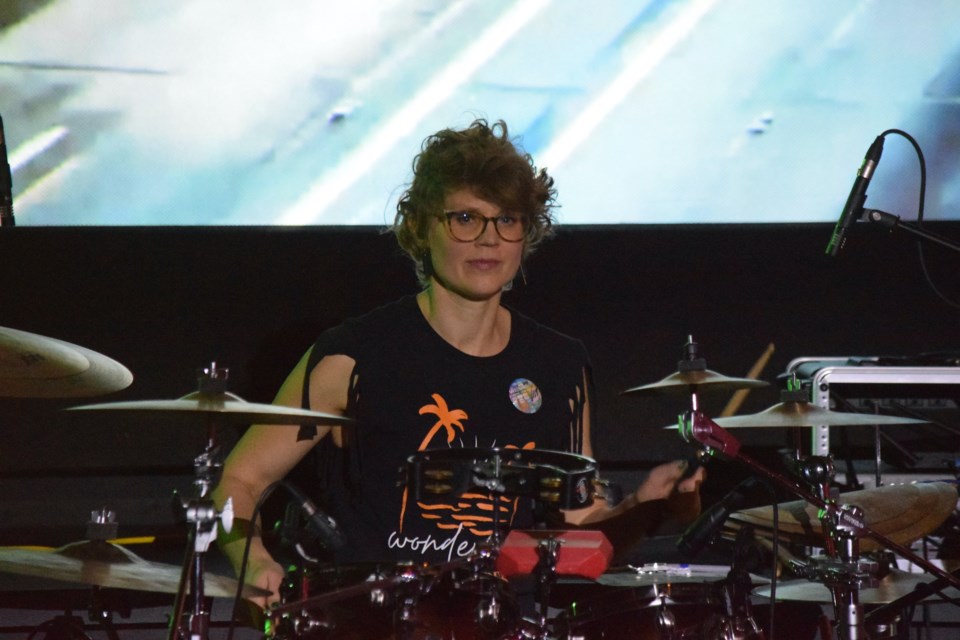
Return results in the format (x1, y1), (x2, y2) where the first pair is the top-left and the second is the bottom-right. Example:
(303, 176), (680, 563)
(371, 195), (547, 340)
(9, 125), (73, 213)
(10, 125), (68, 172)
(277, 0), (553, 225)
(539, 0), (719, 171)
(15, 157), (82, 214)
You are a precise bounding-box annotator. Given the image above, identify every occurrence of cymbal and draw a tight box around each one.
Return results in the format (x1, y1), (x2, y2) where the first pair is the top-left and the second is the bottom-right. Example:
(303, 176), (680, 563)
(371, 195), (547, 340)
(728, 482), (958, 552)
(623, 369), (769, 396)
(597, 564), (770, 587)
(712, 401), (928, 428)
(67, 391), (354, 425)
(0, 326), (133, 398)
(754, 569), (960, 604)
(0, 540), (270, 599)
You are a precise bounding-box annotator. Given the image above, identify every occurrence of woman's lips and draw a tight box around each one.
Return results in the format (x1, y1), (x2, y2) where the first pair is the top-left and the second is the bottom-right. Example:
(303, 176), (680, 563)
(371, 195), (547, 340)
(467, 259), (501, 270)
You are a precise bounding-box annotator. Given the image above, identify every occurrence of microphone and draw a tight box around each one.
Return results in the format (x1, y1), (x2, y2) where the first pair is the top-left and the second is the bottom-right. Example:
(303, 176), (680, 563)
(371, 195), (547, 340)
(0, 114), (14, 227)
(283, 482), (347, 551)
(677, 476), (758, 557)
(825, 134), (885, 256)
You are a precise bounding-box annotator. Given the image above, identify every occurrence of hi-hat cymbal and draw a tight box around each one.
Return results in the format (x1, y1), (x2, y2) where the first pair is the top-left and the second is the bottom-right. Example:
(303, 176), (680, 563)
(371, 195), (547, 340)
(728, 482), (958, 552)
(623, 369), (769, 396)
(754, 569), (960, 604)
(0, 326), (133, 398)
(711, 401), (928, 428)
(0, 540), (270, 599)
(67, 391), (353, 425)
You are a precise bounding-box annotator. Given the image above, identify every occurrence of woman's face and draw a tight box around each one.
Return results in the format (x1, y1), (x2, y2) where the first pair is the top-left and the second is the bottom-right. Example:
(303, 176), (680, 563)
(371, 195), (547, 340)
(425, 188), (524, 301)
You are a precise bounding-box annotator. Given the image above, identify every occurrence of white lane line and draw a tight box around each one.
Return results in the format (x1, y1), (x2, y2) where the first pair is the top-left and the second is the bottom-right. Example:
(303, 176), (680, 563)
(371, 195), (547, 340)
(538, 0), (720, 171)
(277, 0), (553, 225)
(10, 125), (69, 172)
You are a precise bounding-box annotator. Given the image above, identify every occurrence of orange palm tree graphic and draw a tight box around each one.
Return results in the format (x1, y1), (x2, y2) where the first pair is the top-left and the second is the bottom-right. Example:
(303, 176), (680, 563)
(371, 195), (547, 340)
(417, 393), (468, 451)
(399, 393), (468, 529)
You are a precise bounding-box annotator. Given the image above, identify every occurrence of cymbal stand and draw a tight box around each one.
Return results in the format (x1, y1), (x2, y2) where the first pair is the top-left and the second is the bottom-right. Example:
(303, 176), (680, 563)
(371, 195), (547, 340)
(468, 454), (558, 638)
(168, 363), (235, 640)
(679, 410), (960, 640)
(679, 335), (706, 414)
(25, 510), (127, 640)
(783, 376), (811, 463)
(81, 510), (125, 640)
(710, 525), (765, 640)
(794, 456), (882, 640)
(465, 540), (523, 638)
(532, 536), (560, 638)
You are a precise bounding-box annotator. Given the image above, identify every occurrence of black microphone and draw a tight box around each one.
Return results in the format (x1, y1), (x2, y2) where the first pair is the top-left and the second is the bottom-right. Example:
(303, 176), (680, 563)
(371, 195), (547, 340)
(0, 114), (14, 227)
(283, 482), (347, 551)
(677, 476), (758, 557)
(825, 135), (885, 256)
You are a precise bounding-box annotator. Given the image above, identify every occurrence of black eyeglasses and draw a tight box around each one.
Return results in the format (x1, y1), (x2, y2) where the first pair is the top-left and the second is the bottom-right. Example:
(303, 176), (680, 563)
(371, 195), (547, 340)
(440, 210), (528, 242)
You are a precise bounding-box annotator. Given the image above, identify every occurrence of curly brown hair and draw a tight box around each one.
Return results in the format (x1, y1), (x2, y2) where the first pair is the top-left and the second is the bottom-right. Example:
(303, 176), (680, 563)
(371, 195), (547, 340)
(392, 119), (556, 285)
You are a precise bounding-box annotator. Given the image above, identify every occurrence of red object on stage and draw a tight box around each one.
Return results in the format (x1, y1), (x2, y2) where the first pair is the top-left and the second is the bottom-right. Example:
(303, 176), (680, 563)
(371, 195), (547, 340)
(495, 530), (612, 579)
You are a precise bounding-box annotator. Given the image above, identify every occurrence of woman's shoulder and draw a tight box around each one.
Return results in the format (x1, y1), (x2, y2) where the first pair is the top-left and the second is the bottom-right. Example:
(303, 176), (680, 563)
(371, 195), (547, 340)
(345, 294), (419, 329)
(509, 305), (588, 360)
(313, 295), (420, 355)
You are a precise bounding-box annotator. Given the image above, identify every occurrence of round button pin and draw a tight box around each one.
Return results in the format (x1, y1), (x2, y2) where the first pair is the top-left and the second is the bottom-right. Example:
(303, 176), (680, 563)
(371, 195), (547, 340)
(508, 378), (542, 414)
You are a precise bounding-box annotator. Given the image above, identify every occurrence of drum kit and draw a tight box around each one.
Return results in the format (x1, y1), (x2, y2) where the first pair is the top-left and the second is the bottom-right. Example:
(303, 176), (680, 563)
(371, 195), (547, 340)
(2, 329), (958, 639)
(0, 327), (345, 638)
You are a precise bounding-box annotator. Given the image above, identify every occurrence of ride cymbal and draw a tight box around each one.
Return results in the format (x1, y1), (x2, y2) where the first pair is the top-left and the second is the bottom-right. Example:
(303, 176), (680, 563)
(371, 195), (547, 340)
(67, 391), (353, 425)
(0, 540), (270, 599)
(0, 326), (133, 398)
(728, 482), (958, 552)
(712, 401), (928, 428)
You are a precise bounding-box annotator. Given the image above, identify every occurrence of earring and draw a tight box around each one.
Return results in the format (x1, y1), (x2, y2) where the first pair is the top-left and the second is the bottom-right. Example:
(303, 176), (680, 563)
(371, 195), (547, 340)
(421, 249), (434, 278)
(519, 262), (528, 286)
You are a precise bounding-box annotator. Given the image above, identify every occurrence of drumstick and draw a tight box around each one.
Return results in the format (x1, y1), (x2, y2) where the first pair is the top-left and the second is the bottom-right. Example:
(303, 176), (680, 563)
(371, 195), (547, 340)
(720, 343), (775, 417)
(2, 537), (156, 551)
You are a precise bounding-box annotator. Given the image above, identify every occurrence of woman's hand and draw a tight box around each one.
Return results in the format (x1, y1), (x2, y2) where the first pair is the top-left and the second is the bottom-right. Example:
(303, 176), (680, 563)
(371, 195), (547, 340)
(635, 459), (706, 503)
(241, 551), (288, 610)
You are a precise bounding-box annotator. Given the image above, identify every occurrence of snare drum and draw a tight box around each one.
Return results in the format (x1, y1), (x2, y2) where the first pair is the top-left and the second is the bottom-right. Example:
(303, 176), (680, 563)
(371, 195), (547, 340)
(552, 566), (820, 640)
(554, 586), (822, 640)
(553, 579), (730, 640)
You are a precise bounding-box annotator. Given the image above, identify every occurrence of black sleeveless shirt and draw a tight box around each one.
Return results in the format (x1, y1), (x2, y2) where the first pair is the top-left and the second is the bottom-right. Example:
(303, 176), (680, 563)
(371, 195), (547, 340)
(301, 295), (591, 564)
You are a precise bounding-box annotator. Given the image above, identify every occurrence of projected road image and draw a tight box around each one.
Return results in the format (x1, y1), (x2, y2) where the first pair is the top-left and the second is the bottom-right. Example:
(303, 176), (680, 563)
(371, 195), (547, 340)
(1, 0), (959, 226)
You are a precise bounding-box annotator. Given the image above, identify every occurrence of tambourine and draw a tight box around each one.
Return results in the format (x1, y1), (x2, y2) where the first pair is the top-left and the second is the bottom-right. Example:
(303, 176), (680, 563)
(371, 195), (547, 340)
(405, 447), (599, 510)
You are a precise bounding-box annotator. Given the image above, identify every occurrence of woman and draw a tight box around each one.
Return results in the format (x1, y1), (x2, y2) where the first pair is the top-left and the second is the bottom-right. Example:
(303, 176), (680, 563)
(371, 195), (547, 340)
(212, 119), (703, 608)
